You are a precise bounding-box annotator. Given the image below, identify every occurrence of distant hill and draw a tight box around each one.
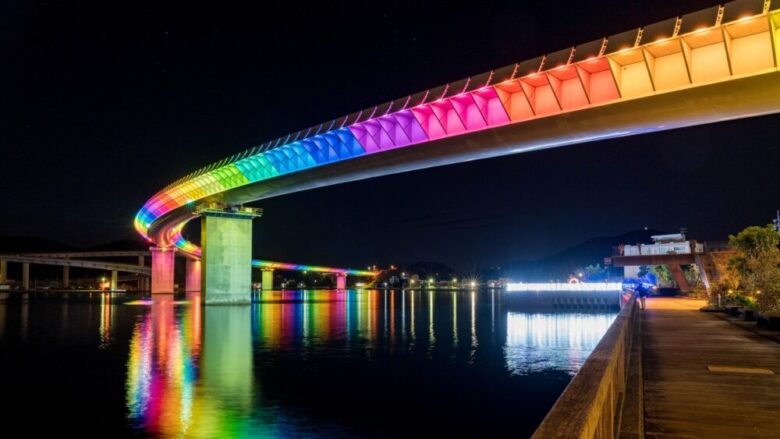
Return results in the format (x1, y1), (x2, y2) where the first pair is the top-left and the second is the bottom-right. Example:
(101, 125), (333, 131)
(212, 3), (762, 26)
(85, 238), (150, 252)
(0, 235), (148, 253)
(505, 229), (664, 281)
(0, 234), (75, 253)
(405, 261), (457, 279)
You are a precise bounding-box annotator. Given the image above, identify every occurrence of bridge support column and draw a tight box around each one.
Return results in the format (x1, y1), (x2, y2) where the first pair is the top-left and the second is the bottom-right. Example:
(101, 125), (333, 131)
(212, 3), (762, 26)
(200, 207), (261, 304)
(150, 247), (177, 294)
(0, 259), (7, 284)
(22, 262), (30, 290)
(336, 273), (347, 290)
(261, 269), (274, 291)
(63, 266), (70, 289)
(669, 265), (691, 292)
(111, 270), (118, 291)
(185, 258), (201, 292)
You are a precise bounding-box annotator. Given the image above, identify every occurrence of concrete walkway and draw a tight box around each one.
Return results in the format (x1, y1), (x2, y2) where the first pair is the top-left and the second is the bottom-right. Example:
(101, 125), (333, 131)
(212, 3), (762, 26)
(642, 297), (780, 438)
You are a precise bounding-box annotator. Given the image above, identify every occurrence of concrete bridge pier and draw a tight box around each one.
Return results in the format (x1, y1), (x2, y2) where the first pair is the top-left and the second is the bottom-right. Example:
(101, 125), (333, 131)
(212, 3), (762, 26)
(261, 269), (274, 291)
(150, 247), (177, 294)
(0, 259), (7, 284)
(200, 206), (261, 304)
(63, 266), (70, 289)
(22, 262), (30, 290)
(185, 258), (201, 292)
(669, 265), (692, 292)
(336, 273), (347, 290)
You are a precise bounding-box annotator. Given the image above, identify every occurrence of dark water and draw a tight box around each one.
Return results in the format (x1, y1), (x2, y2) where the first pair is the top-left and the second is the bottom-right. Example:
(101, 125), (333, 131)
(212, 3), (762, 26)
(0, 290), (617, 437)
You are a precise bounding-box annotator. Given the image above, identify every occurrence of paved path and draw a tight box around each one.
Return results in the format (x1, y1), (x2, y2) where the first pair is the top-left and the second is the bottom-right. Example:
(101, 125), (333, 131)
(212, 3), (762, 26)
(642, 297), (780, 438)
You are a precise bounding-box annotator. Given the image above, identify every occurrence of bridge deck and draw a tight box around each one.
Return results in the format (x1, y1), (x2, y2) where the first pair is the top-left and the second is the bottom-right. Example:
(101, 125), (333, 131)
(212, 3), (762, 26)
(642, 298), (780, 438)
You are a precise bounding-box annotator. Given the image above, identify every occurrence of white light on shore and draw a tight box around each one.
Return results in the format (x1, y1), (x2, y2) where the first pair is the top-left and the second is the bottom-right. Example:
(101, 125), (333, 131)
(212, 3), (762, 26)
(506, 282), (622, 292)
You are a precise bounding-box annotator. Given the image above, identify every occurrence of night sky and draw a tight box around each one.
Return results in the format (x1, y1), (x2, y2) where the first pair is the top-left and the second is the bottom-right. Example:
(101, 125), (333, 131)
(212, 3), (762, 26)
(2, 1), (779, 270)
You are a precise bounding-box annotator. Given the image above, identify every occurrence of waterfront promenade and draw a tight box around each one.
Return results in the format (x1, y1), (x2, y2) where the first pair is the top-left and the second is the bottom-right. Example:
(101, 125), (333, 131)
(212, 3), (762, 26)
(642, 298), (780, 438)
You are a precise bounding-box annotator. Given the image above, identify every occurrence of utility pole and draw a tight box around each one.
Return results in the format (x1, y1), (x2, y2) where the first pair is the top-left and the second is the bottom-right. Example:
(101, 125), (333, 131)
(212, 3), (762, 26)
(773, 210), (780, 234)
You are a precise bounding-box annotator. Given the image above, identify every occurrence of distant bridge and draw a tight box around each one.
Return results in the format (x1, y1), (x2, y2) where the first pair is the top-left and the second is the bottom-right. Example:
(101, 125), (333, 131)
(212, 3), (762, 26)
(0, 251), (375, 292)
(0, 253), (149, 291)
(134, 1), (780, 303)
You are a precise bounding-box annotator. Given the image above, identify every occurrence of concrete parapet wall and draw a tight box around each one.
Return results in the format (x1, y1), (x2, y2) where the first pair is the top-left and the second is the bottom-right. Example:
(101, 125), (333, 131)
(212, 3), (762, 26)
(532, 294), (640, 438)
(504, 291), (622, 311)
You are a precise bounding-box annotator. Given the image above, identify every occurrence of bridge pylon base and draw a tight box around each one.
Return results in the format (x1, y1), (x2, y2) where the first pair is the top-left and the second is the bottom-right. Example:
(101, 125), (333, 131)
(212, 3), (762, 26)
(200, 206), (261, 304)
(185, 258), (201, 292)
(150, 247), (177, 294)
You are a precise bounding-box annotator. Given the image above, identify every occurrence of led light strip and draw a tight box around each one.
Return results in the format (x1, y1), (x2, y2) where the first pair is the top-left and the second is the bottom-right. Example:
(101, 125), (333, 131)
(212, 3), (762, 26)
(136, 2), (780, 259)
(506, 282), (624, 292)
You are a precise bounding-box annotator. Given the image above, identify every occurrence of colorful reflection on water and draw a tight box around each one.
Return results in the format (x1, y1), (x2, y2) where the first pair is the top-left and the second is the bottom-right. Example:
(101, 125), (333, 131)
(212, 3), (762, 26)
(0, 289), (621, 436)
(126, 295), (201, 435)
(126, 294), (264, 437)
(253, 290), (380, 347)
(114, 289), (618, 437)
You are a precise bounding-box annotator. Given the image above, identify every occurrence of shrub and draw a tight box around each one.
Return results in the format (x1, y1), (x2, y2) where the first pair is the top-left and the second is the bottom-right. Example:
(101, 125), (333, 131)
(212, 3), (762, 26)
(723, 292), (757, 309)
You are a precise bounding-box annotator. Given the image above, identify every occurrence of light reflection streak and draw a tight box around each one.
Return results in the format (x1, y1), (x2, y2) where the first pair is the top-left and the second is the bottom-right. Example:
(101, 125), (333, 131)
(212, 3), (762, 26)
(469, 291), (478, 363)
(367, 290), (377, 344)
(401, 290), (406, 340)
(409, 290), (415, 344)
(491, 290), (495, 334)
(428, 290), (435, 358)
(99, 293), (112, 348)
(504, 312), (615, 376)
(452, 292), (458, 347)
(390, 290), (396, 349)
(383, 290), (388, 338)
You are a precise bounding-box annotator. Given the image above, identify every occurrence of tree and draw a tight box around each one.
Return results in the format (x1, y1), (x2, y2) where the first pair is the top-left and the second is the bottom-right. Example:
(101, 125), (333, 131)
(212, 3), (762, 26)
(572, 264), (609, 281)
(638, 265), (674, 287)
(585, 264), (608, 280)
(682, 264), (701, 288)
(652, 265), (674, 286)
(728, 225), (780, 313)
(729, 225), (779, 258)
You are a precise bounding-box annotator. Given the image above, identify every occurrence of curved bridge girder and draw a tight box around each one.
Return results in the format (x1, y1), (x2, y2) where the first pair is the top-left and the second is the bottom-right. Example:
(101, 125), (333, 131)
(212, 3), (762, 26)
(137, 4), (780, 260)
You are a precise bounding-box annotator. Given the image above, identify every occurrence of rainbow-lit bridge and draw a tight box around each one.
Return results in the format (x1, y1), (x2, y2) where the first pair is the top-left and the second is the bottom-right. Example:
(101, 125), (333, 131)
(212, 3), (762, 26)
(136, 0), (780, 303)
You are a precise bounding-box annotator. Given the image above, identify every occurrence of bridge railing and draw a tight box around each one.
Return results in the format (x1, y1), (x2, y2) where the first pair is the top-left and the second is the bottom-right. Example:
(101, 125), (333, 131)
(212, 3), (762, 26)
(532, 293), (639, 439)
